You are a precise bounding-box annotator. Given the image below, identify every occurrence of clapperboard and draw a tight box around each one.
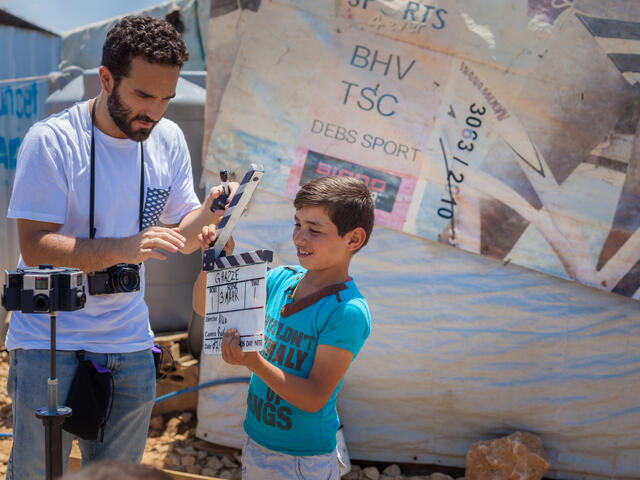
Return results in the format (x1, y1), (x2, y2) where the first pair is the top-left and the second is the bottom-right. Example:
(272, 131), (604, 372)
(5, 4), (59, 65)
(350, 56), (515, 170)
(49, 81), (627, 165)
(202, 249), (273, 355)
(201, 164), (273, 355)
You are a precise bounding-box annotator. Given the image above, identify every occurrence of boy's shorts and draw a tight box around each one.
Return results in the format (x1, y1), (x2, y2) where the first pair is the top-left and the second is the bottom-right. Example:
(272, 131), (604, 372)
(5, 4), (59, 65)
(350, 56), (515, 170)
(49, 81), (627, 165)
(241, 436), (340, 480)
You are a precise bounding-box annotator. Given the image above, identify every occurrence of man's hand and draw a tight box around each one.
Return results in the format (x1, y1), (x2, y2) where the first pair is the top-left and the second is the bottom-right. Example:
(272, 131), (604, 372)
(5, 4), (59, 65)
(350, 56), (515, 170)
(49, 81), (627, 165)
(120, 226), (186, 263)
(221, 328), (258, 368)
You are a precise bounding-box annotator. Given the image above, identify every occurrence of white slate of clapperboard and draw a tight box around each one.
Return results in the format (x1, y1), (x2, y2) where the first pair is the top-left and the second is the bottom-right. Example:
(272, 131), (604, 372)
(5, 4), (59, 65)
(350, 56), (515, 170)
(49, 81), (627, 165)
(203, 260), (267, 355)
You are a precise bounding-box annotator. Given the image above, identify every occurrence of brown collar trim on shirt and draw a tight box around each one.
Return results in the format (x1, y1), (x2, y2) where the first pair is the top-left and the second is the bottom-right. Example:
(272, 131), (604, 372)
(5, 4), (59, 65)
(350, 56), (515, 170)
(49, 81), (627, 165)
(280, 283), (348, 318)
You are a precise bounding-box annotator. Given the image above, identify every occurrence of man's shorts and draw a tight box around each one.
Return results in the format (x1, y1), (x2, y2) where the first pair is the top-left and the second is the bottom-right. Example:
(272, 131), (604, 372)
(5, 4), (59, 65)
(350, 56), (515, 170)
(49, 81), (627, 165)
(241, 436), (340, 480)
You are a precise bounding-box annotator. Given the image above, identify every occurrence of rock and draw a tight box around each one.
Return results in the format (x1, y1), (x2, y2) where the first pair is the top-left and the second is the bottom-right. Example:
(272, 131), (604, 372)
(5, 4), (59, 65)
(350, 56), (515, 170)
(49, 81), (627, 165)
(206, 456), (224, 470)
(218, 470), (233, 479)
(363, 466), (380, 480)
(180, 412), (193, 424)
(196, 450), (208, 461)
(163, 453), (180, 467)
(164, 417), (181, 437)
(181, 455), (196, 466)
(185, 465), (202, 474)
(465, 431), (550, 480)
(342, 469), (360, 480)
(383, 464), (402, 476)
(201, 467), (217, 477)
(192, 439), (221, 454)
(149, 416), (164, 430)
(429, 473), (454, 480)
(221, 454), (239, 468)
(175, 446), (196, 456)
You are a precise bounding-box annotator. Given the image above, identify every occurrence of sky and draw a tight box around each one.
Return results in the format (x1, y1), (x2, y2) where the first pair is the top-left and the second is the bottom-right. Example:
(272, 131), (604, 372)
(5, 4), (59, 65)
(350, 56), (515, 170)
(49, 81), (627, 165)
(0, 0), (168, 34)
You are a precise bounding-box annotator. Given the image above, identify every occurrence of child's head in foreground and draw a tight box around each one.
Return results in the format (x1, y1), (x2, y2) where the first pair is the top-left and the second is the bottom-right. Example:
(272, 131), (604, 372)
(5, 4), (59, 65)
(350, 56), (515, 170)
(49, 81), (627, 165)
(61, 461), (171, 480)
(293, 176), (375, 266)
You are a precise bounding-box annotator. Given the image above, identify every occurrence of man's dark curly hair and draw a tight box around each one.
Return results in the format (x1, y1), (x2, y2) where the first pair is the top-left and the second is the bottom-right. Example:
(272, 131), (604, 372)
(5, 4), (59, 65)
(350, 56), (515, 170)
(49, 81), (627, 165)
(102, 15), (189, 82)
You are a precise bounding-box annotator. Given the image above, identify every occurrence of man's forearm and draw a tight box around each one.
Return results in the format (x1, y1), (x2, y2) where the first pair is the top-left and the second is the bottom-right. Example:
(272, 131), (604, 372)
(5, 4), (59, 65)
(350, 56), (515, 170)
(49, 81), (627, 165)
(22, 232), (124, 273)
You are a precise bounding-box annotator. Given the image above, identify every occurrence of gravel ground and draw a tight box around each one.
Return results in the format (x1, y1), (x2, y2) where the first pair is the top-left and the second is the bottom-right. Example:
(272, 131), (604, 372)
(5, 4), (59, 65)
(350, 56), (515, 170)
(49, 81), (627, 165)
(0, 350), (463, 479)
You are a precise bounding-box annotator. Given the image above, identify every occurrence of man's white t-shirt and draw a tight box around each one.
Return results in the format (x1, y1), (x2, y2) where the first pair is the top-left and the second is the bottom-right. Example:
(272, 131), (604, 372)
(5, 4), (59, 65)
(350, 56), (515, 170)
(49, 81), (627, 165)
(6, 100), (201, 352)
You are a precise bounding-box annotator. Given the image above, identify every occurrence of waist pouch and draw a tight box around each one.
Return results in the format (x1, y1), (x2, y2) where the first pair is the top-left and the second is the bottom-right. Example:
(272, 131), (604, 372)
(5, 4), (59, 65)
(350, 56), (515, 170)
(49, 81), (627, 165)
(63, 351), (114, 441)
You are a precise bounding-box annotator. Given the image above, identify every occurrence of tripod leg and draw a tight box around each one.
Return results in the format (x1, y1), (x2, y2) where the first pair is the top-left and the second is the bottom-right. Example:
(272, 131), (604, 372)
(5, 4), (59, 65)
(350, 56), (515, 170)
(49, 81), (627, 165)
(36, 408), (72, 480)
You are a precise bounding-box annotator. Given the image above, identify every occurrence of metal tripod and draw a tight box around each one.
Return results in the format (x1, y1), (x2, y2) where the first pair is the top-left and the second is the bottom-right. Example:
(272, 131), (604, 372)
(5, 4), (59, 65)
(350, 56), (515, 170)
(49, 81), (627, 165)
(34, 312), (71, 480)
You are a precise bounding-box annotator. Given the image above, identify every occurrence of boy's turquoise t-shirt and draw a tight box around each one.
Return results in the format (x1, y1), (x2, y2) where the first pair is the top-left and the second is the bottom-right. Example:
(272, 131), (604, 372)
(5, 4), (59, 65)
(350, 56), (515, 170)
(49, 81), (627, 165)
(243, 265), (371, 456)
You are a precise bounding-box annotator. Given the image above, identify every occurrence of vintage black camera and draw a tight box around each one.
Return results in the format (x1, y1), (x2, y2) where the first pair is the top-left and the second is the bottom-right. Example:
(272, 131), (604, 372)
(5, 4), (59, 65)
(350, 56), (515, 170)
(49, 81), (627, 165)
(2, 264), (86, 313)
(87, 263), (140, 295)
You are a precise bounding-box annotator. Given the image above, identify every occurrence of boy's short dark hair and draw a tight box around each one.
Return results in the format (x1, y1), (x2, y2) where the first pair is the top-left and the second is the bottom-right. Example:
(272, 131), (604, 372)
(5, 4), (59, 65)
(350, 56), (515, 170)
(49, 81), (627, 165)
(102, 15), (189, 83)
(294, 176), (375, 250)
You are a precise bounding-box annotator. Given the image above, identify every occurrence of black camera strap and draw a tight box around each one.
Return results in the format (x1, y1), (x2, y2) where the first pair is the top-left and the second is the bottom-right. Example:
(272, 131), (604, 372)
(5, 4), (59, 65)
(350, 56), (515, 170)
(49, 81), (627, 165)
(89, 99), (145, 239)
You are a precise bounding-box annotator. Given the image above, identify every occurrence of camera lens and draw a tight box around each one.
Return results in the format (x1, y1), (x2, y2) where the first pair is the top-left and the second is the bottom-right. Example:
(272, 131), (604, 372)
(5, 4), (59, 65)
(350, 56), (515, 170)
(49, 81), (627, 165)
(33, 294), (49, 312)
(116, 267), (140, 293)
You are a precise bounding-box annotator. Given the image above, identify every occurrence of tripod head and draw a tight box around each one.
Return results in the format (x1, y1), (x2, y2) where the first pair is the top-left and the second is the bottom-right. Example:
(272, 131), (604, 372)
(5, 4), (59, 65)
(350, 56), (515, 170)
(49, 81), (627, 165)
(2, 264), (86, 313)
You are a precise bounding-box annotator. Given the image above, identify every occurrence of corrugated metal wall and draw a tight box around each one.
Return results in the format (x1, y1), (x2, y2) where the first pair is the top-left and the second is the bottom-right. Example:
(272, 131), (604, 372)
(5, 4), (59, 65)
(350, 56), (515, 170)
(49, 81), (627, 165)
(0, 24), (61, 327)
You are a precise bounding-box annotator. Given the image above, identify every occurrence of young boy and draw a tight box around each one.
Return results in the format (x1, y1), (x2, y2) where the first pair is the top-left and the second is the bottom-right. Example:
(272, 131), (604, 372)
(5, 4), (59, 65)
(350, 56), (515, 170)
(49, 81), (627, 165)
(193, 175), (374, 479)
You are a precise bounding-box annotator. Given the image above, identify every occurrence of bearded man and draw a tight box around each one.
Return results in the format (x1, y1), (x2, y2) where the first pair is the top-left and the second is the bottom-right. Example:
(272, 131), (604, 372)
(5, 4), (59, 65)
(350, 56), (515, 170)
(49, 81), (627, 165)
(6, 15), (228, 479)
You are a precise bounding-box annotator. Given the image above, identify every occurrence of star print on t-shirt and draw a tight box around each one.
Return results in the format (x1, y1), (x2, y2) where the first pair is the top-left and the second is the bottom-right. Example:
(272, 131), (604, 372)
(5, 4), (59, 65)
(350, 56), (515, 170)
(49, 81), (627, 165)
(141, 186), (171, 229)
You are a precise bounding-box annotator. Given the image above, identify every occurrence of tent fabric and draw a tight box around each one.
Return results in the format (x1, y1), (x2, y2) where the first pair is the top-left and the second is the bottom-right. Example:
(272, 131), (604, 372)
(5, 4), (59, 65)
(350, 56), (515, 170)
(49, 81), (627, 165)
(197, 190), (640, 480)
(193, 1), (640, 478)
(200, 0), (640, 300)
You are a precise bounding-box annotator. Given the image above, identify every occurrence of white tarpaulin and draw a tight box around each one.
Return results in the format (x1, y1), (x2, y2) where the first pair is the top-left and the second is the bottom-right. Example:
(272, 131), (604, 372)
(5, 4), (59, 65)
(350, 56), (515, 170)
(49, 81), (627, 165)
(197, 1), (640, 478)
(197, 190), (640, 480)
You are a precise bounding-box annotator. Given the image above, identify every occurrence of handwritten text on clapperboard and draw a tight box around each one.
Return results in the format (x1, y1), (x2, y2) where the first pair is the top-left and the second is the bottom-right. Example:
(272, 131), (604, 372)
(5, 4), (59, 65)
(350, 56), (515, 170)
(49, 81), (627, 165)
(203, 261), (267, 355)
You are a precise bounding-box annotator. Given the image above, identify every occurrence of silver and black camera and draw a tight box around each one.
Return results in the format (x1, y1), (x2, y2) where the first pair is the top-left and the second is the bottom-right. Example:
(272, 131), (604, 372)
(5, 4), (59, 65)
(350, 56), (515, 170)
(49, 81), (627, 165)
(87, 263), (140, 295)
(2, 264), (86, 313)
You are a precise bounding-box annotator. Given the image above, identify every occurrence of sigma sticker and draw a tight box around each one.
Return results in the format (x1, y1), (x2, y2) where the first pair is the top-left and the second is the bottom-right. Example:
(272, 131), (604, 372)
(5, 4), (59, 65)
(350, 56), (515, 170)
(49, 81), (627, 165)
(285, 147), (417, 232)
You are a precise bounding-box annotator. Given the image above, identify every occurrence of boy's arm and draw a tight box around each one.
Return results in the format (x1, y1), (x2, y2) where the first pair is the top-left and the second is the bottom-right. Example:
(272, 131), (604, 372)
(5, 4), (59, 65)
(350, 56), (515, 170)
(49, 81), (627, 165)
(221, 329), (353, 413)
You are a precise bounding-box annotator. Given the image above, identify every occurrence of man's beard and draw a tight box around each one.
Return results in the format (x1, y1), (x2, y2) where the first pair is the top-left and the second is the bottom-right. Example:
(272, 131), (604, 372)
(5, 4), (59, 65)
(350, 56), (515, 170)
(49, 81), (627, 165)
(107, 84), (157, 142)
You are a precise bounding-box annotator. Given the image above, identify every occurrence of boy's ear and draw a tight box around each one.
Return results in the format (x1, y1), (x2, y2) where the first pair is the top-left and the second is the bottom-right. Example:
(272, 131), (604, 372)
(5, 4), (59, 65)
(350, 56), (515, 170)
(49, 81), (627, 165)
(345, 227), (367, 252)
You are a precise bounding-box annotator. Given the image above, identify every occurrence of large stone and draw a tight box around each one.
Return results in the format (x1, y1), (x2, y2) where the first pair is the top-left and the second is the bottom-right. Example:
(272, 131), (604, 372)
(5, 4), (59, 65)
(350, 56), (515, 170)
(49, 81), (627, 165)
(465, 431), (550, 480)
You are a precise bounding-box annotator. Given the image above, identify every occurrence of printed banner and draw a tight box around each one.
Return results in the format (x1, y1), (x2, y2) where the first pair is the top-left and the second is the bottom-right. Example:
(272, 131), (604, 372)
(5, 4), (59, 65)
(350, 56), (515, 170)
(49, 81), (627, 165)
(204, 0), (640, 299)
